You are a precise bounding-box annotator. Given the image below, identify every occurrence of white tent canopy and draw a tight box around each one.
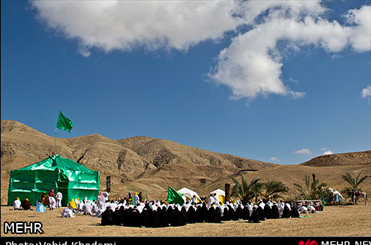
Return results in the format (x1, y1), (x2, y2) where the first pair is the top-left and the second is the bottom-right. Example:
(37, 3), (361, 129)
(209, 189), (225, 197)
(177, 187), (201, 202)
(209, 189), (226, 204)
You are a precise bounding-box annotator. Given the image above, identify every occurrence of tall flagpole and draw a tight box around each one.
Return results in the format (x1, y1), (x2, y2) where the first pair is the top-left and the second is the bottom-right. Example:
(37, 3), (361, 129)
(54, 127), (57, 155)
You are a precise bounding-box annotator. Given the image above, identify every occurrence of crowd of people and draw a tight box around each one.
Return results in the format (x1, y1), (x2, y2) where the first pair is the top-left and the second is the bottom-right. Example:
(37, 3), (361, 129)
(13, 189), (320, 228)
(96, 192), (318, 227)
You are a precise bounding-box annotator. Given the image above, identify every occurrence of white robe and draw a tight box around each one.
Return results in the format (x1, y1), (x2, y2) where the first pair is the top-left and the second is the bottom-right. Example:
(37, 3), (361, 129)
(83, 202), (92, 215)
(307, 205), (316, 213)
(133, 195), (140, 206)
(62, 208), (75, 218)
(49, 196), (56, 209)
(56, 192), (63, 208)
(13, 200), (21, 210)
(297, 206), (307, 214)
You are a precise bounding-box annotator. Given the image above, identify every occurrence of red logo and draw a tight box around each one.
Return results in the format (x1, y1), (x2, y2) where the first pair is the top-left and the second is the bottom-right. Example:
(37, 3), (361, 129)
(298, 239), (318, 245)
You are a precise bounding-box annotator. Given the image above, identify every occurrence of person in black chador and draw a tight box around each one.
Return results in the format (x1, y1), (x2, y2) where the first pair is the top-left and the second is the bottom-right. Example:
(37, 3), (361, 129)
(264, 203), (271, 219)
(112, 206), (124, 225)
(158, 206), (169, 227)
(271, 202), (280, 219)
(215, 206), (222, 223)
(282, 204), (291, 218)
(290, 205), (300, 218)
(101, 209), (114, 226)
(222, 205), (231, 221)
(167, 205), (176, 225)
(228, 204), (237, 221)
(206, 205), (221, 223)
(243, 205), (250, 220)
(180, 206), (189, 224)
(171, 208), (186, 226)
(257, 205), (265, 221)
(139, 204), (149, 227)
(122, 207), (132, 226)
(127, 207), (140, 227)
(236, 205), (244, 220)
(196, 203), (207, 223)
(249, 206), (260, 223)
(186, 205), (197, 224)
(148, 207), (161, 227)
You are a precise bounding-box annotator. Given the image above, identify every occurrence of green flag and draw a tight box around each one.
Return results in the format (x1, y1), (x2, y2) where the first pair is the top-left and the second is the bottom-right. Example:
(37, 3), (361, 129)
(56, 111), (73, 133)
(166, 186), (184, 205)
(322, 192), (325, 210)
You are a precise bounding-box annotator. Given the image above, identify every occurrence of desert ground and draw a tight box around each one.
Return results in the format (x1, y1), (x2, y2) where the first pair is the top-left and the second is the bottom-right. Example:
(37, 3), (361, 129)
(1, 203), (370, 237)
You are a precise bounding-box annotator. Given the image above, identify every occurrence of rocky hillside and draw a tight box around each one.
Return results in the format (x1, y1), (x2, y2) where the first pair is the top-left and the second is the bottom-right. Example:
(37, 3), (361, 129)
(1, 120), (275, 204)
(300, 151), (371, 166)
(2, 120), (370, 205)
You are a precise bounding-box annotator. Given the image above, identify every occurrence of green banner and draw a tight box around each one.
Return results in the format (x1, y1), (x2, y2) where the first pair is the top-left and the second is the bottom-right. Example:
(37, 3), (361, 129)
(166, 186), (184, 205)
(56, 111), (73, 133)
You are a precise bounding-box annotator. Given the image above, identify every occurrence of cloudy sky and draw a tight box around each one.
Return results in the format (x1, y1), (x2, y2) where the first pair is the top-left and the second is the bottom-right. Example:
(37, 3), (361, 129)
(2, 0), (370, 164)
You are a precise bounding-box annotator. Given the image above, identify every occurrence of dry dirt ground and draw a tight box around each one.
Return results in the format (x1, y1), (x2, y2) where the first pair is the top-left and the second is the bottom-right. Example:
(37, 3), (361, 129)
(1, 204), (370, 237)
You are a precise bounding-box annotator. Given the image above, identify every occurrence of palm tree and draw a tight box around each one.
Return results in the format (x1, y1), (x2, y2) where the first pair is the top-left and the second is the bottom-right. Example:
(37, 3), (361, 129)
(342, 171), (368, 204)
(261, 180), (289, 200)
(294, 174), (327, 200)
(230, 175), (263, 204)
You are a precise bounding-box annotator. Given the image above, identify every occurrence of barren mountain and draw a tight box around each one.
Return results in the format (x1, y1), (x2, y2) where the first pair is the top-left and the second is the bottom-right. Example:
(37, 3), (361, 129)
(2, 120), (370, 205)
(1, 120), (274, 204)
(300, 151), (371, 166)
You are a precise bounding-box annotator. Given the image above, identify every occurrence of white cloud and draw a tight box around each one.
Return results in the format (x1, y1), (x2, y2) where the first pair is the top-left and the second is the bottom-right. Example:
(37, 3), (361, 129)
(346, 5), (371, 53)
(209, 3), (371, 102)
(323, 150), (334, 155)
(361, 85), (371, 99)
(31, 0), (241, 55)
(294, 148), (313, 155)
(30, 0), (371, 102)
(269, 157), (280, 162)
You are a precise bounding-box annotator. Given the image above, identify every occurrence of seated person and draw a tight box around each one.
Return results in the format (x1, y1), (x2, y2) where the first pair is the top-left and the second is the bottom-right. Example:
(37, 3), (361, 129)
(21, 198), (33, 210)
(13, 197), (21, 210)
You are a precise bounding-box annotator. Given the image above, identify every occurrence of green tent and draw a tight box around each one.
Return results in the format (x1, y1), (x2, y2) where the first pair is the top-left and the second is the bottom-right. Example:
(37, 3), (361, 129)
(8, 154), (100, 207)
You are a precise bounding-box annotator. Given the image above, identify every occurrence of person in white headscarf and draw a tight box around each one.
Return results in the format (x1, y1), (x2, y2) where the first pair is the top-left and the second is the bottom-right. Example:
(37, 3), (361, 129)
(83, 200), (92, 215)
(97, 192), (105, 210)
(102, 192), (109, 201)
(207, 194), (215, 209)
(133, 192), (140, 206)
(278, 200), (285, 216)
(258, 199), (265, 209)
(297, 205), (307, 214)
(48, 195), (56, 210)
(56, 191), (63, 208)
(306, 202), (316, 213)
(61, 208), (75, 218)
(13, 197), (21, 210)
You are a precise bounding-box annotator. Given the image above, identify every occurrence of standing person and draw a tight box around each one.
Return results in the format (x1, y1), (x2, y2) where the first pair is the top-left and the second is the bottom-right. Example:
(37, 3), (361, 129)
(103, 192), (109, 202)
(41, 192), (48, 206)
(133, 192), (140, 206)
(97, 192), (105, 210)
(13, 197), (21, 210)
(49, 193), (56, 210)
(207, 194), (215, 209)
(49, 189), (55, 198)
(56, 191), (63, 208)
(83, 200), (92, 215)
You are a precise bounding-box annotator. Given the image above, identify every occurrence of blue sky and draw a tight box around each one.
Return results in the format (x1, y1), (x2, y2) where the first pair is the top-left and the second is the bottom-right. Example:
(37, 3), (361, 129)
(1, 0), (370, 164)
